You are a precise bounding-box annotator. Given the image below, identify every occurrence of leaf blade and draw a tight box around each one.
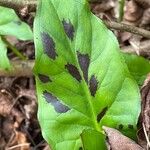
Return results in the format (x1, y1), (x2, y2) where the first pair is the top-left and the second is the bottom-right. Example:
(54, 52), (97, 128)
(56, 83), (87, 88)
(123, 53), (150, 86)
(34, 0), (141, 149)
(0, 6), (33, 40)
(81, 129), (107, 150)
(0, 36), (11, 70)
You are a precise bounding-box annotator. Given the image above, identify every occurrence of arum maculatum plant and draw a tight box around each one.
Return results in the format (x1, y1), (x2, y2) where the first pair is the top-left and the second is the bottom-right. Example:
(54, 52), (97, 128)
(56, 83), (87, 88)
(0, 6), (33, 70)
(33, 0), (150, 149)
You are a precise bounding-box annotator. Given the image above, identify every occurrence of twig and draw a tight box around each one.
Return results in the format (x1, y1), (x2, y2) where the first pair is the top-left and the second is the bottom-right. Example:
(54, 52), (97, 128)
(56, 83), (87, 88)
(0, 0), (36, 12)
(0, 60), (34, 77)
(142, 123), (150, 148)
(104, 21), (150, 39)
(0, 0), (102, 10)
(7, 143), (30, 150)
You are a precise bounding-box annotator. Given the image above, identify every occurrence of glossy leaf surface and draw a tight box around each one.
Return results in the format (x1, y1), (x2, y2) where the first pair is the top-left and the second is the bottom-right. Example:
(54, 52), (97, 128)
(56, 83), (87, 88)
(123, 53), (150, 86)
(81, 129), (107, 150)
(0, 6), (33, 40)
(34, 0), (141, 149)
(0, 6), (33, 69)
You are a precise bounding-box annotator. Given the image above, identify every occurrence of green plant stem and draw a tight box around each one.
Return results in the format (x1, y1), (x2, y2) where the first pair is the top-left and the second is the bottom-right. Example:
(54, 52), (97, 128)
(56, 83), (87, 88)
(118, 0), (125, 22)
(2, 36), (27, 60)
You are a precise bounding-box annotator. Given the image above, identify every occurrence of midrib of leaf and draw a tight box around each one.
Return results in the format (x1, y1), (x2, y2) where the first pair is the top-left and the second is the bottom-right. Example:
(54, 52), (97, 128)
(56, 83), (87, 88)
(74, 56), (101, 132)
(73, 3), (99, 132)
(44, 0), (99, 132)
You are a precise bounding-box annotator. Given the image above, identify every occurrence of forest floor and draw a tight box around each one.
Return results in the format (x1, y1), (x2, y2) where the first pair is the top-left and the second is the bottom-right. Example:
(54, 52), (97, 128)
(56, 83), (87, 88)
(0, 0), (150, 150)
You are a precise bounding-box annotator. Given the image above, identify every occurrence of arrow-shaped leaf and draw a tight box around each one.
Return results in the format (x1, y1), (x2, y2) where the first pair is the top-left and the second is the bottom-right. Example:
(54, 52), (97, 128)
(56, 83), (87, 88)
(34, 0), (141, 149)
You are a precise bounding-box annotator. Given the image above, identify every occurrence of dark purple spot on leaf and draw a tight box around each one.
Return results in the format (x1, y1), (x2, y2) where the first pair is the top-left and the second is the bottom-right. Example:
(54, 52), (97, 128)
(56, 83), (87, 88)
(41, 32), (58, 60)
(43, 91), (70, 113)
(77, 52), (90, 83)
(89, 75), (98, 96)
(128, 124), (134, 129)
(118, 124), (124, 130)
(97, 107), (107, 122)
(38, 74), (51, 83)
(65, 64), (81, 82)
(62, 19), (75, 41)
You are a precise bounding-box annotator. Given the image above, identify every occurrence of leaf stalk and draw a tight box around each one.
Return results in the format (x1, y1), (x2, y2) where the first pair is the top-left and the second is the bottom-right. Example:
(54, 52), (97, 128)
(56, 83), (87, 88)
(1, 36), (27, 60)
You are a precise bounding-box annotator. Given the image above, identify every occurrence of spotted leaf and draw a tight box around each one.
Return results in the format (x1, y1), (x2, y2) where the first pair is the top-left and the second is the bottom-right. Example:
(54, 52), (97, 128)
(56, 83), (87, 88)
(34, 0), (141, 149)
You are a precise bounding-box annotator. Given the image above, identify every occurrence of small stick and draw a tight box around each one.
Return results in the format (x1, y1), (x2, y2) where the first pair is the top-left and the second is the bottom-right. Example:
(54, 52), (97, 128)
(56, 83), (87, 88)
(0, 0), (36, 11)
(142, 123), (150, 148)
(7, 143), (30, 150)
(104, 21), (150, 39)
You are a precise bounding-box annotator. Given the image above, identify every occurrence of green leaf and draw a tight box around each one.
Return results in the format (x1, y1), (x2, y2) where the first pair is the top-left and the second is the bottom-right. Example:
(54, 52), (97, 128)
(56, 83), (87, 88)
(0, 6), (33, 70)
(0, 6), (33, 40)
(34, 0), (141, 149)
(0, 36), (11, 70)
(81, 129), (107, 150)
(123, 53), (150, 86)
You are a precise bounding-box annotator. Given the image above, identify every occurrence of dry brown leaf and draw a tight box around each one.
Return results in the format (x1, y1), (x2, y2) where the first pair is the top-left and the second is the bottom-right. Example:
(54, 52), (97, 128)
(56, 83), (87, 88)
(0, 91), (13, 116)
(120, 32), (132, 43)
(141, 75), (150, 132)
(122, 40), (150, 57)
(91, 0), (115, 13)
(137, 75), (150, 149)
(124, 0), (143, 23)
(133, 0), (150, 8)
(43, 145), (51, 150)
(6, 131), (30, 150)
(0, 138), (6, 150)
(140, 8), (150, 27)
(103, 126), (144, 150)
(0, 90), (24, 123)
(17, 88), (36, 119)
